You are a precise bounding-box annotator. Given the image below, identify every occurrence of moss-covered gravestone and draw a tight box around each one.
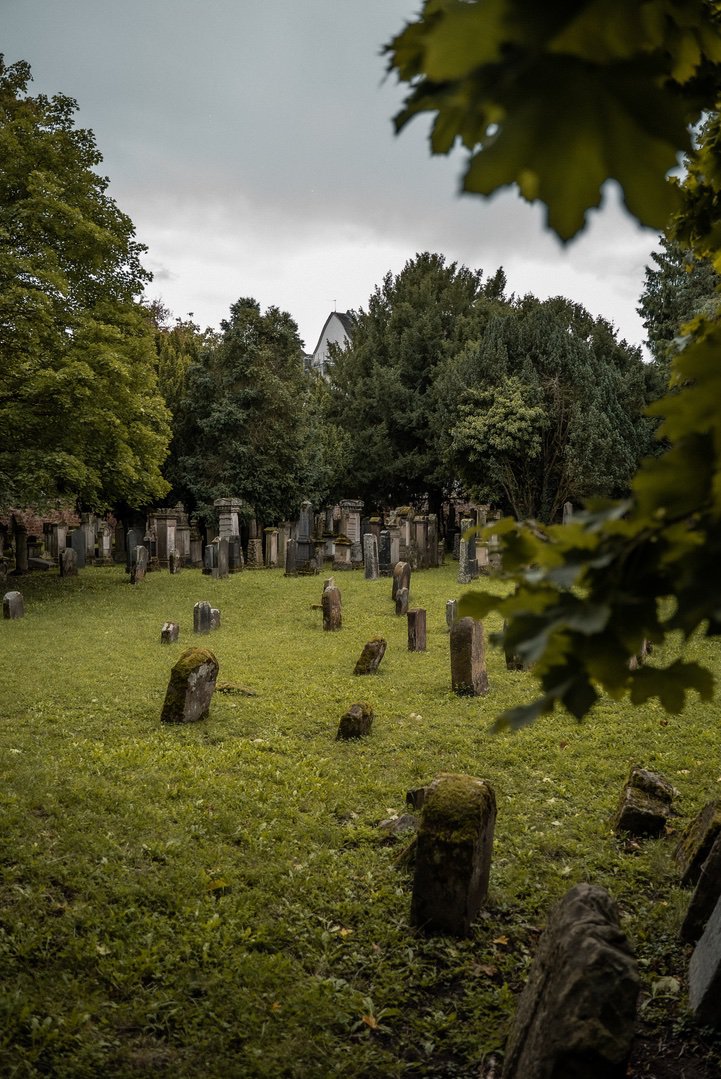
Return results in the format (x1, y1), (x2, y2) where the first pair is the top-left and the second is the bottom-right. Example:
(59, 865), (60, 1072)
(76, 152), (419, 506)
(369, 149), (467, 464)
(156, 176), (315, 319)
(354, 637), (387, 675)
(503, 883), (638, 1078)
(161, 647), (219, 724)
(682, 832), (721, 944)
(450, 616), (489, 696)
(336, 702), (373, 740)
(391, 560), (410, 601)
(411, 773), (496, 936)
(322, 585), (342, 631)
(675, 801), (721, 886)
(614, 765), (674, 837)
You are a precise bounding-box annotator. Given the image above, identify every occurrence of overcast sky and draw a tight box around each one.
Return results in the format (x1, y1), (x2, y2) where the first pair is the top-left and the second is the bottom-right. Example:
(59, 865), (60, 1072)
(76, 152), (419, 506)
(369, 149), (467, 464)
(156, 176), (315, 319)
(5, 0), (661, 354)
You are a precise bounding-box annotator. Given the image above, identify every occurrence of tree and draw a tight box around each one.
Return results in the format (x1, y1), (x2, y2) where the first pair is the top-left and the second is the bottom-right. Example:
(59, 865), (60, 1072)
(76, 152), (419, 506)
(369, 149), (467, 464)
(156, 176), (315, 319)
(171, 298), (309, 525)
(326, 252), (505, 515)
(0, 57), (170, 512)
(385, 3), (721, 726)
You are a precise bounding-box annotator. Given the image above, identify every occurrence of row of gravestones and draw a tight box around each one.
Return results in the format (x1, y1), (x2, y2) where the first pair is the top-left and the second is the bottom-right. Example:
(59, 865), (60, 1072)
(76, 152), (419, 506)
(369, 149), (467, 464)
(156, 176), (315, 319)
(153, 644), (642, 1079)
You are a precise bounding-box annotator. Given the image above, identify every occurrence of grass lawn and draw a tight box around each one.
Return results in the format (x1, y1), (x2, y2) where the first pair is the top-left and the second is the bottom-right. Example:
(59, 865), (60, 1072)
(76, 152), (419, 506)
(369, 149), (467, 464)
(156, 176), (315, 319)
(2, 560), (721, 1077)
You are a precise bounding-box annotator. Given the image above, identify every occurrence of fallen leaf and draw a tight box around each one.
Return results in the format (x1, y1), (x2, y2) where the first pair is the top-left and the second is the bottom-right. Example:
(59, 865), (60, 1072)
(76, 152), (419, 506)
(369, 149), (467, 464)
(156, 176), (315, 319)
(362, 1014), (378, 1029)
(473, 963), (498, 977)
(492, 935), (509, 946)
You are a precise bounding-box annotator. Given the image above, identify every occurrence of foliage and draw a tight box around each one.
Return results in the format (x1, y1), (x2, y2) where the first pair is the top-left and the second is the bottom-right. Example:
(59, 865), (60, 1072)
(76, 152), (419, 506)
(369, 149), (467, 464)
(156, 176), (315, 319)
(171, 297), (310, 525)
(326, 252), (505, 513)
(638, 234), (720, 371)
(439, 296), (656, 521)
(386, 0), (721, 239)
(0, 57), (170, 513)
(2, 564), (721, 1075)
(388, 3), (721, 724)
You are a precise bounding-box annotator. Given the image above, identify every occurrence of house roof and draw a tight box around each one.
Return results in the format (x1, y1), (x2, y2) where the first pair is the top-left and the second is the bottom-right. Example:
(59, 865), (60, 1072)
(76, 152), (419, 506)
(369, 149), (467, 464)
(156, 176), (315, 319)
(311, 311), (354, 358)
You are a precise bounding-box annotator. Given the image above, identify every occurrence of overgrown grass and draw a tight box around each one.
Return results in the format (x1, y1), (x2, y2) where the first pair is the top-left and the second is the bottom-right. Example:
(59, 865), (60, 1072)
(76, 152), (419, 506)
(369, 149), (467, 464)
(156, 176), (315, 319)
(2, 562), (721, 1077)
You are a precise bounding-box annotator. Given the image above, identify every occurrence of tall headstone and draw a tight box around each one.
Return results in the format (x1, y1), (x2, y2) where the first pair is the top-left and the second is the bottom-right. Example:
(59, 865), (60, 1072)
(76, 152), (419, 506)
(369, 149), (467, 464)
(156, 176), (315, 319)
(450, 617), (489, 696)
(392, 561), (411, 601)
(228, 534), (243, 572)
(264, 528), (279, 568)
(410, 773), (496, 936)
(363, 533), (379, 580)
(168, 549), (181, 575)
(13, 521), (29, 575)
(407, 608), (427, 652)
(204, 543), (218, 578)
(113, 522), (127, 564)
(246, 537), (263, 569)
(214, 497), (243, 539)
(378, 530), (392, 576)
(3, 590), (24, 619)
(457, 539), (473, 585)
(153, 509), (178, 567)
(130, 545), (148, 584)
(563, 501), (574, 525)
(284, 538), (298, 577)
(70, 528), (86, 570)
(160, 647), (219, 724)
(445, 599), (458, 631)
(81, 513), (97, 563)
(217, 537), (229, 579)
(189, 526), (204, 568)
(395, 586), (409, 616)
(125, 528), (140, 573)
(193, 601), (212, 634)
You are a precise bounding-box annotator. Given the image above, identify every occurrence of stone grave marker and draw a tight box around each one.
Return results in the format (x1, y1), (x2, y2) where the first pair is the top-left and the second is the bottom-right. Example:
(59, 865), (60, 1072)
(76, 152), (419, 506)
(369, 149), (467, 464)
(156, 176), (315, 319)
(217, 537), (229, 579)
(285, 538), (298, 577)
(450, 617), (489, 696)
(336, 702), (373, 740)
(407, 608), (426, 652)
(614, 765), (674, 837)
(675, 801), (721, 886)
(681, 832), (721, 944)
(228, 535), (243, 572)
(130, 546), (148, 585)
(379, 529), (391, 576)
(161, 622), (180, 644)
(445, 599), (457, 631)
(210, 608), (221, 630)
(60, 548), (78, 578)
(3, 590), (24, 619)
(563, 500), (574, 524)
(354, 637), (387, 675)
(395, 585), (409, 616)
(363, 533), (379, 580)
(125, 528), (141, 573)
(502, 883), (639, 1078)
(689, 890), (721, 1026)
(168, 549), (181, 574)
(322, 585), (342, 631)
(246, 537), (263, 569)
(391, 560), (410, 601)
(193, 600), (212, 634)
(160, 647), (219, 724)
(410, 773), (496, 936)
(70, 528), (86, 570)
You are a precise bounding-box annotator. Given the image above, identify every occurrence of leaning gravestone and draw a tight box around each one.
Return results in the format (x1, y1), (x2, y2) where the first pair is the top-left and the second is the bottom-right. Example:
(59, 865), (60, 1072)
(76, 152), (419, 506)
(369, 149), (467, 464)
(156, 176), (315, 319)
(354, 637), (387, 675)
(614, 765), (674, 837)
(502, 883), (639, 1078)
(681, 832), (721, 944)
(193, 600), (212, 634)
(336, 702), (373, 740)
(391, 560), (410, 601)
(675, 800), (721, 886)
(3, 591), (24, 619)
(410, 773), (496, 936)
(322, 585), (342, 631)
(161, 621), (180, 644)
(160, 647), (219, 724)
(689, 889), (721, 1026)
(450, 616), (489, 696)
(60, 548), (78, 578)
(407, 608), (426, 652)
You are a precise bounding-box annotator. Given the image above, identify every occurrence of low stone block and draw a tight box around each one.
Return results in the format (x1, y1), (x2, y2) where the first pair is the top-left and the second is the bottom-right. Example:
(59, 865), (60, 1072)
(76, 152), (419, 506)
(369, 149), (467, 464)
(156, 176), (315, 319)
(354, 637), (387, 675)
(675, 801), (721, 887)
(410, 773), (496, 936)
(407, 608), (426, 651)
(689, 890), (721, 1026)
(614, 765), (674, 837)
(160, 647), (219, 724)
(161, 621), (180, 644)
(502, 883), (639, 1079)
(336, 702), (373, 740)
(3, 590), (24, 619)
(682, 833), (721, 944)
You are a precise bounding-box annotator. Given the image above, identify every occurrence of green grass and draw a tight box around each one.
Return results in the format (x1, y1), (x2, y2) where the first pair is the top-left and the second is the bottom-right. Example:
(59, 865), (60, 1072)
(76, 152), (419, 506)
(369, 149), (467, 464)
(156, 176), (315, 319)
(1, 561), (721, 1077)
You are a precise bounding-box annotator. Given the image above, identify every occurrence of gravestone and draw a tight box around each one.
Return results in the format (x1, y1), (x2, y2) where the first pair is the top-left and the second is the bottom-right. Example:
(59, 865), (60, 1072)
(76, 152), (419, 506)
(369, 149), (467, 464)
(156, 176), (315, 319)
(332, 536), (352, 571)
(204, 543), (218, 578)
(563, 500), (574, 524)
(445, 599), (458, 631)
(284, 538), (298, 577)
(452, 533), (460, 560)
(502, 883), (639, 1078)
(614, 765), (674, 837)
(264, 528), (279, 568)
(13, 522), (28, 575)
(336, 702), (373, 740)
(160, 647), (219, 724)
(410, 773), (496, 936)
(450, 617), (489, 696)
(378, 530), (392, 576)
(161, 622), (180, 643)
(168, 550), (181, 574)
(363, 533), (379, 580)
(681, 832), (721, 944)
(246, 537), (263, 569)
(395, 585), (409, 616)
(130, 545), (148, 584)
(457, 539), (473, 584)
(354, 637), (387, 675)
(503, 618), (529, 671)
(689, 890), (721, 1026)
(217, 537), (229, 579)
(392, 560), (411, 601)
(675, 801), (721, 886)
(60, 548), (78, 578)
(228, 535), (243, 572)
(210, 608), (221, 630)
(114, 523), (127, 564)
(70, 528), (86, 570)
(407, 608), (426, 652)
(322, 585), (342, 631)
(125, 528), (141, 573)
(3, 590), (24, 619)
(193, 600), (213, 634)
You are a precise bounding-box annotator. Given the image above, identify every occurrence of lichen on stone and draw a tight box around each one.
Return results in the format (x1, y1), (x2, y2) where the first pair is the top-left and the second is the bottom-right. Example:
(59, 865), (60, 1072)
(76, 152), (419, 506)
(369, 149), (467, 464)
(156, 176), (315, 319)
(421, 773), (496, 843)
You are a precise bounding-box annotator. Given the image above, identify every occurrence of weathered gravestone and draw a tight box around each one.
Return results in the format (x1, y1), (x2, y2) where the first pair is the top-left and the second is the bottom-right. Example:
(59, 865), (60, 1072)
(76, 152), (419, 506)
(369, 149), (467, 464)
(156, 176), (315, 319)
(336, 702), (373, 740)
(675, 800), (721, 886)
(363, 533), (379, 580)
(391, 560), (411, 601)
(217, 537), (229, 579)
(246, 537), (263, 569)
(354, 637), (387, 675)
(70, 528), (86, 570)
(59, 548), (78, 578)
(210, 607), (221, 630)
(228, 535), (243, 572)
(193, 600), (212, 634)
(378, 529), (392, 576)
(161, 621), (180, 644)
(681, 832), (721, 944)
(614, 765), (674, 837)
(407, 608), (426, 652)
(445, 599), (457, 631)
(204, 543), (218, 579)
(395, 586), (409, 616)
(125, 528), (141, 573)
(130, 546), (148, 585)
(410, 773), (496, 936)
(450, 617), (489, 696)
(284, 538), (298, 577)
(457, 538), (474, 585)
(563, 500), (574, 525)
(322, 585), (342, 631)
(160, 647), (219, 724)
(502, 883), (639, 1079)
(689, 889), (721, 1026)
(3, 590), (24, 619)
(168, 550), (181, 574)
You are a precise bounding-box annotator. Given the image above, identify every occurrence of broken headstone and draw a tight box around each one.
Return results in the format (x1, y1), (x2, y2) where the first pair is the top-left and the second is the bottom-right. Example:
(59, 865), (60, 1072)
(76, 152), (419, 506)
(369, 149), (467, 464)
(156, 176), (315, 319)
(354, 637), (387, 675)
(336, 702), (373, 740)
(160, 647), (219, 724)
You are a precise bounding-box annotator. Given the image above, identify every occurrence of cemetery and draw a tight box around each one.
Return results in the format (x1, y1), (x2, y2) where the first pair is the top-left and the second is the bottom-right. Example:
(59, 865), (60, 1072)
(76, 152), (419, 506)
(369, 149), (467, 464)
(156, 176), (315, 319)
(2, 524), (721, 1077)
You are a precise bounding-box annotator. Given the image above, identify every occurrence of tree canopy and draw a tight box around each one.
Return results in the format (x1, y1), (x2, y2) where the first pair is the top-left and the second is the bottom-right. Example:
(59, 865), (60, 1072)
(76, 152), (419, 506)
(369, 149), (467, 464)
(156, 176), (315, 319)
(0, 57), (170, 513)
(387, 3), (721, 727)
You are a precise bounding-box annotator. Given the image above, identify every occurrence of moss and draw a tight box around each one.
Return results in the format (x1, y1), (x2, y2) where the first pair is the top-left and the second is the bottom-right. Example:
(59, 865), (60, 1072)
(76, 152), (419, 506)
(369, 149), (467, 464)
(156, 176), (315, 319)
(421, 773), (496, 843)
(675, 800), (721, 884)
(161, 647), (219, 724)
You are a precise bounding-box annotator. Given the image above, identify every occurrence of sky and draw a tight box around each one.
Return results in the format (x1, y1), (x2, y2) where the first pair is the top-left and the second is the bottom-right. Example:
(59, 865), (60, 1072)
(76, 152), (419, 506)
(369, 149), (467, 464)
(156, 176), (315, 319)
(5, 0), (662, 355)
